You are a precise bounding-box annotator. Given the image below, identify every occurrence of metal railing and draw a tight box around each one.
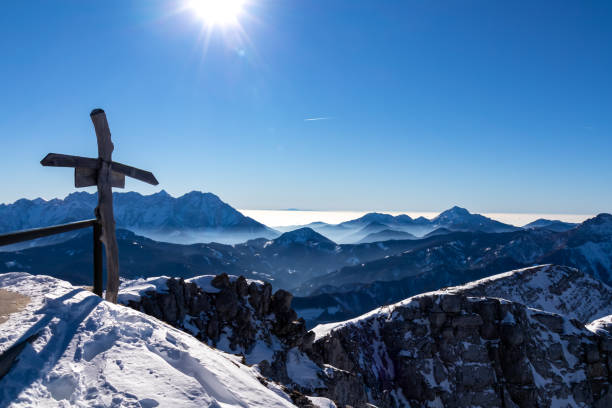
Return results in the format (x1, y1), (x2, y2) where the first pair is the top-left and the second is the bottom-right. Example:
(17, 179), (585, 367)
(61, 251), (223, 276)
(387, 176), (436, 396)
(0, 219), (103, 297)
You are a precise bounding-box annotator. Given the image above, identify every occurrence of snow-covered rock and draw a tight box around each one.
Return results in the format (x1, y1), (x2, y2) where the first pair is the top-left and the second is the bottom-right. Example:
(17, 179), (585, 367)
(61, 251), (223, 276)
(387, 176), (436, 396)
(307, 396), (337, 407)
(587, 315), (612, 337)
(117, 273), (317, 390)
(0, 272), (296, 407)
(117, 275), (171, 303)
(117, 267), (612, 407)
(439, 264), (612, 323)
(306, 273), (612, 407)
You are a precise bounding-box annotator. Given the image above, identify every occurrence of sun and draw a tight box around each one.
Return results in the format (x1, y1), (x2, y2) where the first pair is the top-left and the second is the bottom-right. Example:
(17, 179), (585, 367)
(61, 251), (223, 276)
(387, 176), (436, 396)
(189, 0), (246, 27)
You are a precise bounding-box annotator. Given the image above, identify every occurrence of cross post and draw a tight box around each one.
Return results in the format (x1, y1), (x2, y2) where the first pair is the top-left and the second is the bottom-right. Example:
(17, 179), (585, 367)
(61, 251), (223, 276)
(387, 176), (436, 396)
(41, 109), (159, 303)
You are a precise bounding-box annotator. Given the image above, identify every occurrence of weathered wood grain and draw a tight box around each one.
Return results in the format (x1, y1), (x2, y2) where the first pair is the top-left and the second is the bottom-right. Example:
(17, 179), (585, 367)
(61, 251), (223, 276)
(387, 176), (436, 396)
(74, 167), (125, 188)
(111, 161), (159, 186)
(41, 153), (99, 169)
(39, 108), (159, 303)
(90, 109), (120, 303)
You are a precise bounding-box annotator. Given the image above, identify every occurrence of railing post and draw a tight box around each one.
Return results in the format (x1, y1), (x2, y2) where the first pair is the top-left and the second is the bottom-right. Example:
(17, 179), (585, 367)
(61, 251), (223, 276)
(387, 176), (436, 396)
(93, 222), (103, 297)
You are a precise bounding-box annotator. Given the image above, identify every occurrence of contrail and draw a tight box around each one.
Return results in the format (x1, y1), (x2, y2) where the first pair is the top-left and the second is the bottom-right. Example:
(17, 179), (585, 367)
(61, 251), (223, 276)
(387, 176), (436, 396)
(304, 117), (331, 121)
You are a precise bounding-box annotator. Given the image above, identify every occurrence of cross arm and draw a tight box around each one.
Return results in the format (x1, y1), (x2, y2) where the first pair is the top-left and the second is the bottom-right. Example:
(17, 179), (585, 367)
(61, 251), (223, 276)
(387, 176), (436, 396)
(111, 161), (159, 186)
(41, 153), (99, 169)
(41, 154), (158, 185)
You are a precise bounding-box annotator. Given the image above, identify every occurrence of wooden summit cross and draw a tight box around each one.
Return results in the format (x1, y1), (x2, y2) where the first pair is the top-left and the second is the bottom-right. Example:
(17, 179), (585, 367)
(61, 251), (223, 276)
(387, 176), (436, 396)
(41, 109), (159, 303)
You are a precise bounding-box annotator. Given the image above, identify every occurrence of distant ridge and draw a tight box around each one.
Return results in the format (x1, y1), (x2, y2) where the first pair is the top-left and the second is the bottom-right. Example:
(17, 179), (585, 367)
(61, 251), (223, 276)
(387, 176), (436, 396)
(272, 227), (336, 247)
(430, 205), (520, 233)
(358, 229), (416, 243)
(291, 212), (612, 325)
(423, 227), (452, 238)
(523, 218), (578, 232)
(291, 206), (521, 243)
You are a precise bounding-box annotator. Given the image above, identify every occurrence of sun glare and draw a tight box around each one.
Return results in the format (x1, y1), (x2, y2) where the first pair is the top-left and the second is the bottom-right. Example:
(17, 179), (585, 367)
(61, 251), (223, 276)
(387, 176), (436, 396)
(190, 0), (246, 26)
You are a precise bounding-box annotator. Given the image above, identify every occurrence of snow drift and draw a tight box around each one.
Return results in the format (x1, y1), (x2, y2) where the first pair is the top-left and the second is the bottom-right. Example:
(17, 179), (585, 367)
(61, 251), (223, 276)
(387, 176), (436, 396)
(0, 272), (296, 407)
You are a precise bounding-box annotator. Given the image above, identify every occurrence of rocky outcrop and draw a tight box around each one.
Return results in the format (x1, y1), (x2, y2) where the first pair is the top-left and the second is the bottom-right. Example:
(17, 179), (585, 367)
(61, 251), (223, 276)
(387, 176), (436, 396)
(121, 274), (314, 386)
(121, 268), (612, 407)
(307, 291), (612, 407)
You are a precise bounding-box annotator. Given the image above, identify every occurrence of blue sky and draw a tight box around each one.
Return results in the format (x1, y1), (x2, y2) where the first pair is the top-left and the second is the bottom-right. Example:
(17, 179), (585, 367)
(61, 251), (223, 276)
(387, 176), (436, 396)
(0, 0), (611, 214)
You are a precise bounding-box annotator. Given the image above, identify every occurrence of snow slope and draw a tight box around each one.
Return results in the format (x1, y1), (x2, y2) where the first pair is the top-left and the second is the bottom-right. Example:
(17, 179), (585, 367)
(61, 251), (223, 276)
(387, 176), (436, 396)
(0, 273), (296, 407)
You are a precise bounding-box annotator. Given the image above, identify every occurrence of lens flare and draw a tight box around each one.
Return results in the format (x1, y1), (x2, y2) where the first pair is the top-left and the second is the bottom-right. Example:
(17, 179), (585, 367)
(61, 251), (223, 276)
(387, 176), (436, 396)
(189, 0), (246, 26)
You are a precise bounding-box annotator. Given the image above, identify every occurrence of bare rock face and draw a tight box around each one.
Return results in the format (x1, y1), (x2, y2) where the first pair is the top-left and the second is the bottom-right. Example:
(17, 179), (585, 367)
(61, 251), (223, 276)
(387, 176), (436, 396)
(306, 292), (612, 407)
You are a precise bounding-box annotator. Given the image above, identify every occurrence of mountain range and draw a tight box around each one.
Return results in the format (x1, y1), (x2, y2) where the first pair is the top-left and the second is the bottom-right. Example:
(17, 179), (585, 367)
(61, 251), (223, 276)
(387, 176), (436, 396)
(0, 227), (422, 290)
(0, 191), (582, 250)
(2, 207), (612, 328)
(2, 190), (608, 329)
(284, 206), (525, 244)
(292, 213), (612, 326)
(0, 191), (274, 247)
